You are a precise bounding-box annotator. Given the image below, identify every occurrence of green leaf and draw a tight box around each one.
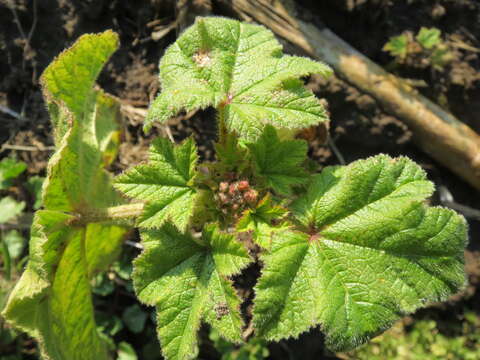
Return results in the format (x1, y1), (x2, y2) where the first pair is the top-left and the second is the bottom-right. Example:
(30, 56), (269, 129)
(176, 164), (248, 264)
(146, 17), (331, 141)
(133, 223), (252, 360)
(115, 138), (199, 231)
(2, 211), (110, 360)
(248, 126), (308, 195)
(291, 155), (433, 229)
(236, 195), (287, 249)
(3, 230), (26, 259)
(122, 304), (148, 334)
(2, 31), (129, 360)
(96, 312), (124, 336)
(112, 259), (133, 281)
(26, 176), (45, 210)
(431, 45), (452, 70)
(118, 342), (138, 360)
(254, 155), (467, 351)
(41, 30), (119, 143)
(43, 91), (124, 212)
(0, 197), (25, 224)
(85, 222), (128, 278)
(416, 27), (441, 49)
(210, 328), (270, 360)
(0, 158), (26, 190)
(41, 30), (123, 212)
(215, 132), (248, 173)
(383, 34), (408, 59)
(92, 273), (115, 296)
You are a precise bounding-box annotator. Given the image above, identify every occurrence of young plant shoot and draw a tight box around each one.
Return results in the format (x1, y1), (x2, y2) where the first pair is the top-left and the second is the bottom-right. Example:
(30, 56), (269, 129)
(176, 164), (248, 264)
(2, 17), (467, 360)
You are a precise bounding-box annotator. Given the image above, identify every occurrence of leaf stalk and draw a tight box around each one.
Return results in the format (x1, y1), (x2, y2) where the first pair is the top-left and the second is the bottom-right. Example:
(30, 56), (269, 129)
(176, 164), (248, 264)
(78, 203), (144, 225)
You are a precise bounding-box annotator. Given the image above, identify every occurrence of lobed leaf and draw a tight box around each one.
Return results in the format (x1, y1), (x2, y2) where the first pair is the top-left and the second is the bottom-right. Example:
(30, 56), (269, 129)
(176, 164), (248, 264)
(133, 223), (252, 360)
(248, 125), (309, 195)
(114, 138), (198, 231)
(416, 27), (442, 49)
(383, 34), (408, 59)
(146, 17), (332, 141)
(253, 155), (467, 351)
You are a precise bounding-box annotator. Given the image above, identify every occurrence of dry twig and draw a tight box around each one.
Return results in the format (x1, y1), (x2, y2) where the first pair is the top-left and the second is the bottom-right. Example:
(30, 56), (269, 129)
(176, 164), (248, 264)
(0, 144), (55, 152)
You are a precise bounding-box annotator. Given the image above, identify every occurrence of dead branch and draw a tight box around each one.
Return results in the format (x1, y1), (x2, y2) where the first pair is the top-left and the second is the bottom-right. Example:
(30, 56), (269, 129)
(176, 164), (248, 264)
(216, 0), (480, 190)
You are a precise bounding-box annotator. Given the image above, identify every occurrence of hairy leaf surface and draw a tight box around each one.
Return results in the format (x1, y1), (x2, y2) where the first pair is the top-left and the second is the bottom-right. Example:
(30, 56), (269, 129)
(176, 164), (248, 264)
(254, 155), (467, 351)
(248, 126), (308, 195)
(40, 30), (128, 276)
(145, 17), (332, 141)
(133, 224), (252, 360)
(115, 138), (198, 230)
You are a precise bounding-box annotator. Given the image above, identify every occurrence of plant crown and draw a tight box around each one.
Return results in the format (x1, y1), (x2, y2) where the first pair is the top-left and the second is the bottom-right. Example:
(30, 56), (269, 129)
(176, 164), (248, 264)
(1, 17), (467, 360)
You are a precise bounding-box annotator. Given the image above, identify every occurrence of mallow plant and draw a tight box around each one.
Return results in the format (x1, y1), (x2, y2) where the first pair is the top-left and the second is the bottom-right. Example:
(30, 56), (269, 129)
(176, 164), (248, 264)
(1, 17), (468, 360)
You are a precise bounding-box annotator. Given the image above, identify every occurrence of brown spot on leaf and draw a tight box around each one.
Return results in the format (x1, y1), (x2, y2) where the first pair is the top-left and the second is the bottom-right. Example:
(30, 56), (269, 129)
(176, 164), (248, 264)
(214, 302), (229, 320)
(193, 50), (211, 67)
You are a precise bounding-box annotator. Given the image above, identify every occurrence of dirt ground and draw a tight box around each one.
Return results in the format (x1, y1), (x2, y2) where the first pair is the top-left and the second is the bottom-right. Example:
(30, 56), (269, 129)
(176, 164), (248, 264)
(1, 0), (479, 359)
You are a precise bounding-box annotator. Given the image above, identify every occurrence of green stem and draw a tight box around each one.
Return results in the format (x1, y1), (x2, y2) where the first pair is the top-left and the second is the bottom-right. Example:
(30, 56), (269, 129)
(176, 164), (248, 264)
(78, 203), (145, 225)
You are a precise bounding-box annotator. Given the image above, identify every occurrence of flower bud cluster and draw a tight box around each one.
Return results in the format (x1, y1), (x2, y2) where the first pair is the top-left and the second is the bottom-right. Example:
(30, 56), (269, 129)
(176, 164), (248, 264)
(215, 179), (258, 219)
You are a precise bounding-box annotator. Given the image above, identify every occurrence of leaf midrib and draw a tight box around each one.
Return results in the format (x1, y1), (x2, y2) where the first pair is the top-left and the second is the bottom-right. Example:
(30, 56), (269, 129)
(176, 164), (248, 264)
(174, 42), (218, 94)
(175, 255), (210, 359)
(210, 268), (239, 338)
(230, 101), (321, 116)
(223, 21), (242, 97)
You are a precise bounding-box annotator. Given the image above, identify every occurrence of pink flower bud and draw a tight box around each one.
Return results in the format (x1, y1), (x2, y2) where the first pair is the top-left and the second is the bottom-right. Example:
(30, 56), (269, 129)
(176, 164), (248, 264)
(244, 189), (258, 204)
(218, 193), (228, 204)
(229, 183), (237, 195)
(219, 182), (229, 193)
(237, 180), (249, 191)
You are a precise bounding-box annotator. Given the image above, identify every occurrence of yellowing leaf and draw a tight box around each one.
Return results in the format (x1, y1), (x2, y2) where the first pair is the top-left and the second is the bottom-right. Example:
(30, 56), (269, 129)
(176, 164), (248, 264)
(2, 31), (129, 360)
(2, 211), (109, 360)
(41, 31), (123, 212)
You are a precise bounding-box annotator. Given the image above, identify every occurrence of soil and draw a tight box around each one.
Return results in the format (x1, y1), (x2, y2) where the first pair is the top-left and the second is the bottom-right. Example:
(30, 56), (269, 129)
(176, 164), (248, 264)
(1, 0), (479, 359)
